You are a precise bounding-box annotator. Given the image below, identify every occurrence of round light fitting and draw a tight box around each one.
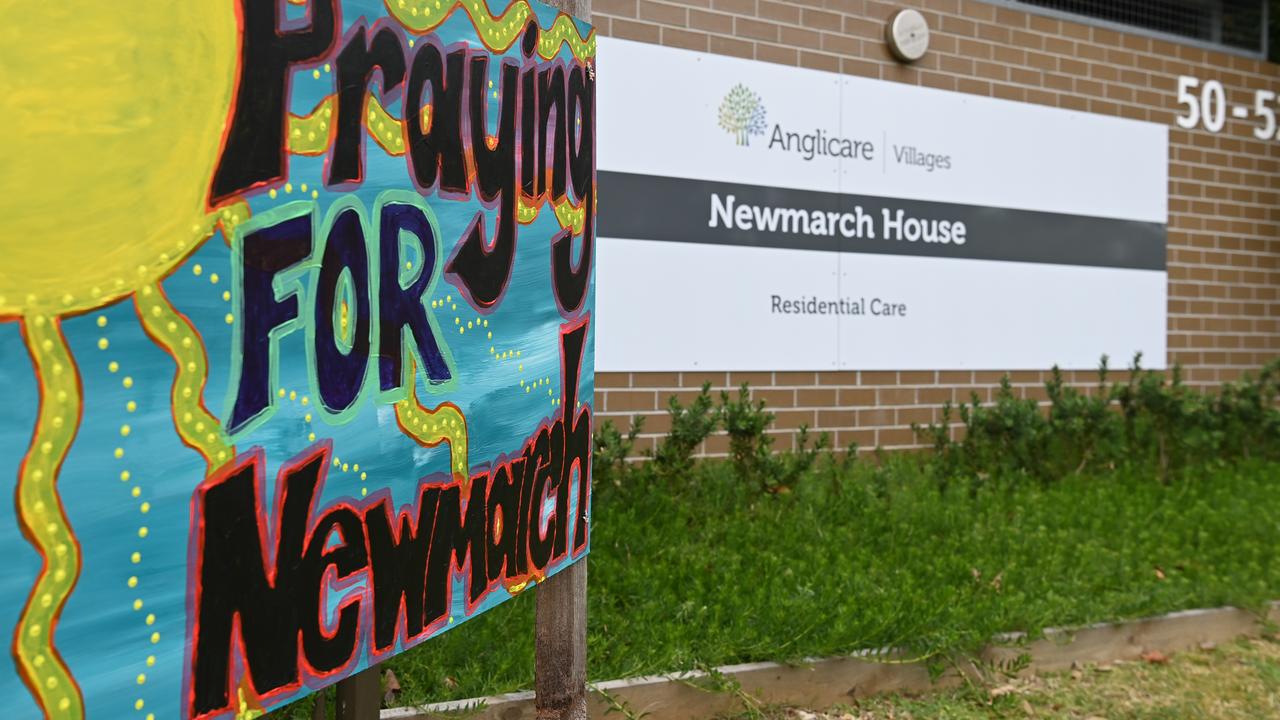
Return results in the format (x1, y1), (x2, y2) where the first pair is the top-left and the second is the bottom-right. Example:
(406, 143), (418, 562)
(886, 9), (930, 63)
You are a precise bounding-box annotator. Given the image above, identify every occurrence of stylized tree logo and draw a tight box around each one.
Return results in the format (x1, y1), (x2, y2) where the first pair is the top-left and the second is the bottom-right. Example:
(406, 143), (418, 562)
(718, 84), (767, 146)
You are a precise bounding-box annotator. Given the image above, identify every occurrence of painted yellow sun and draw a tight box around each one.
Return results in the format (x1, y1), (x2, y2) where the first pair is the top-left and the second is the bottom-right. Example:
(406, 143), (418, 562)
(0, 4), (237, 718)
(0, 2), (238, 317)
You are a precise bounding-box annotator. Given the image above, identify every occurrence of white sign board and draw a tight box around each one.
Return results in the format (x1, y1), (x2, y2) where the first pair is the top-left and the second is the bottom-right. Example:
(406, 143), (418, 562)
(595, 38), (1168, 371)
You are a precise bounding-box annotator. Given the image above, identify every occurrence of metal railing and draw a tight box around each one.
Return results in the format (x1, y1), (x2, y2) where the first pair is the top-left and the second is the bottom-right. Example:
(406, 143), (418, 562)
(980, 0), (1269, 59)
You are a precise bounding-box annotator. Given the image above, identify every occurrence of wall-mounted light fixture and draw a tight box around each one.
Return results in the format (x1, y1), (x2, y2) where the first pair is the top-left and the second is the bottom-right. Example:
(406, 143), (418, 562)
(885, 9), (930, 63)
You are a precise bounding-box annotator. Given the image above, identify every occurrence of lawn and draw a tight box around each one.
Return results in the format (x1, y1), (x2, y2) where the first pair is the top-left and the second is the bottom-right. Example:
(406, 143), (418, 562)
(280, 364), (1280, 717)
(379, 455), (1280, 707)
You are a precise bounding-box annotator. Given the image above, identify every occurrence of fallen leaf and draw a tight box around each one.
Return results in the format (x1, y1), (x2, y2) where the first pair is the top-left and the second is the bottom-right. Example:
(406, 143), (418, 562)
(989, 684), (1019, 698)
(1141, 650), (1170, 664)
(1154, 566), (1166, 580)
(382, 668), (402, 707)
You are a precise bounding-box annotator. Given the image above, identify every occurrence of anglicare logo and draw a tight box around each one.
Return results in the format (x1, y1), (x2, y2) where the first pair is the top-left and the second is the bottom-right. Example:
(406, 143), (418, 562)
(718, 84), (767, 146)
(716, 84), (878, 162)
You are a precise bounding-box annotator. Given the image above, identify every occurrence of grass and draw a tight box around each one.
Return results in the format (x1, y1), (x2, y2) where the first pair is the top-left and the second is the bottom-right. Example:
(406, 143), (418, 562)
(366, 455), (1280, 709)
(273, 364), (1280, 717)
(782, 635), (1280, 719)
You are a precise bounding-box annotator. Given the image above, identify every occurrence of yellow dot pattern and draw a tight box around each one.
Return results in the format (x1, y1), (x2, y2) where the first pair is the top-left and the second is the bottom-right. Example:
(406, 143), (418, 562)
(289, 95), (423, 159)
(297, 397), (370, 497)
(14, 315), (83, 718)
(214, 201), (252, 247)
(293, 105), (588, 232)
(394, 359), (469, 485)
(288, 96), (335, 156)
(101, 349), (156, 715)
(134, 283), (234, 472)
(366, 97), (409, 155)
(385, 0), (596, 62)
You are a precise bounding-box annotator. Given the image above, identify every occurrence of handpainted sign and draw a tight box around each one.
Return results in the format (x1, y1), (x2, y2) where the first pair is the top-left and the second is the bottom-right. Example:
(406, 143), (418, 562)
(0, 1), (595, 718)
(596, 38), (1167, 371)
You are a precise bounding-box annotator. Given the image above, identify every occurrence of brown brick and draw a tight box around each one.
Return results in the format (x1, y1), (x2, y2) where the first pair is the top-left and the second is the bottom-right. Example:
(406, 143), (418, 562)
(736, 16), (779, 41)
(956, 77), (991, 96)
(838, 388), (876, 406)
(710, 0), (756, 14)
(817, 409), (856, 427)
(841, 56), (880, 78)
(754, 388), (796, 407)
(921, 72), (957, 91)
(757, 0), (800, 24)
(682, 371), (729, 387)
(597, 372), (631, 389)
(897, 406), (939, 425)
(799, 50), (840, 72)
(837, 429), (877, 451)
(977, 22), (1011, 44)
(859, 371), (898, 385)
(689, 8), (734, 33)
(757, 42), (798, 66)
(816, 371), (861, 385)
(1010, 67), (1041, 87)
(939, 13), (975, 36)
(775, 371), (816, 385)
(1026, 13), (1059, 35)
(639, 0), (688, 25)
(610, 18), (661, 43)
(877, 427), (917, 447)
(728, 371), (774, 387)
(918, 387), (955, 404)
(800, 7), (843, 32)
(641, 412), (673, 434)
(775, 409), (817, 429)
(843, 14), (882, 39)
(858, 408), (894, 426)
(596, 0), (638, 18)
(821, 31), (861, 56)
(780, 25), (820, 47)
(797, 388), (837, 406)
(710, 34), (754, 59)
(993, 83), (1026, 102)
(896, 371), (934, 384)
(606, 391), (657, 413)
(662, 27), (708, 51)
(631, 371), (680, 387)
(877, 387), (917, 405)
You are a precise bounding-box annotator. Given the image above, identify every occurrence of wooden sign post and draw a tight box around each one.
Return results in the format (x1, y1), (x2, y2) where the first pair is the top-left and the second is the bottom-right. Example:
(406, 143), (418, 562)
(532, 4), (591, 719)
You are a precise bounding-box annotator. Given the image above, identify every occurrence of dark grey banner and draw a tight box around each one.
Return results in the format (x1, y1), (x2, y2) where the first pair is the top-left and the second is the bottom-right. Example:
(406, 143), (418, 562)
(597, 171), (1166, 271)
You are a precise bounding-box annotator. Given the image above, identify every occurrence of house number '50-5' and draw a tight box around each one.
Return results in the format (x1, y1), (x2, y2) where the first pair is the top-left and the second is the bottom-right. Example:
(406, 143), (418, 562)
(1176, 76), (1279, 140)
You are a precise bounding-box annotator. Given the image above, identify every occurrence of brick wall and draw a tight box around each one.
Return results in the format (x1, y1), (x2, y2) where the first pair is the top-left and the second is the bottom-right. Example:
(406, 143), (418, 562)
(590, 0), (1280, 455)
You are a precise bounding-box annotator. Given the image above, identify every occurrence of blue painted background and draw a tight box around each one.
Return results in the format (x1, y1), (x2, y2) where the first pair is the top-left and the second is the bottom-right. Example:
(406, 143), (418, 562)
(0, 1), (594, 717)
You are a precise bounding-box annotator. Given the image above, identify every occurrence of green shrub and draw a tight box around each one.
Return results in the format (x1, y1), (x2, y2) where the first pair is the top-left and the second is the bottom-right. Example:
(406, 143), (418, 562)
(649, 382), (718, 480)
(718, 383), (774, 489)
(594, 359), (1280, 497)
(915, 355), (1280, 488)
(593, 416), (644, 489)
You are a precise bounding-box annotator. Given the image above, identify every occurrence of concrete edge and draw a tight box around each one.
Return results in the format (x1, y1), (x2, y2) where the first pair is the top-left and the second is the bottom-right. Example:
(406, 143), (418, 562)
(381, 601), (1280, 720)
